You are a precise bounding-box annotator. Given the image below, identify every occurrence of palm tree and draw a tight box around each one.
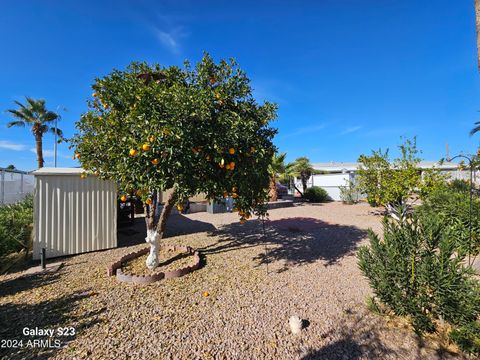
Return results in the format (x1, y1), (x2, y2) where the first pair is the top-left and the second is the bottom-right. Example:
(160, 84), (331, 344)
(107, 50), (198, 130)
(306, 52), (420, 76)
(6, 97), (63, 168)
(269, 152), (287, 201)
(288, 157), (315, 197)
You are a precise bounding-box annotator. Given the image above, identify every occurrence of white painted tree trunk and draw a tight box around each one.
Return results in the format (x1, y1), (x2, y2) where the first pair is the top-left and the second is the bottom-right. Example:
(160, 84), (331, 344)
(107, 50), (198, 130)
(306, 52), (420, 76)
(145, 229), (160, 270)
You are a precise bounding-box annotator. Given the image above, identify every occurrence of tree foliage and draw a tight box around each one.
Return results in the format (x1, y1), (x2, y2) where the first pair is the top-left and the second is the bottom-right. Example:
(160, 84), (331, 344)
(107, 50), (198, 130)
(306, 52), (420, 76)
(357, 137), (446, 206)
(71, 54), (277, 224)
(358, 210), (480, 353)
(287, 157), (315, 196)
(6, 97), (63, 168)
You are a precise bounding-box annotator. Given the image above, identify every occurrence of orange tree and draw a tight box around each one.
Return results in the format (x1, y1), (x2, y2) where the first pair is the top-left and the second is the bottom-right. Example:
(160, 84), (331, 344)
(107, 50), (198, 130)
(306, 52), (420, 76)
(70, 54), (277, 269)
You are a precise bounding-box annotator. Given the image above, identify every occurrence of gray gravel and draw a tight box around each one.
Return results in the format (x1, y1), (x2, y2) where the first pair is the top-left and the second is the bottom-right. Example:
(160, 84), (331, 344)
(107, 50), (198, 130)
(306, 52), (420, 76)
(0, 202), (469, 359)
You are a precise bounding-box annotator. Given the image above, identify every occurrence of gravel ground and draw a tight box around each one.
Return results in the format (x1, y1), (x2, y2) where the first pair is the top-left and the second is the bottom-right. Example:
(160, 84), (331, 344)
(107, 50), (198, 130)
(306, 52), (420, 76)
(0, 202), (469, 359)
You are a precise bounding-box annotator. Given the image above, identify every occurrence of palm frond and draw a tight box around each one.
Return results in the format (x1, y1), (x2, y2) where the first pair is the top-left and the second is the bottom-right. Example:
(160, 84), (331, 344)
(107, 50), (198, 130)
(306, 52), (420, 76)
(6, 120), (26, 128)
(470, 121), (480, 136)
(49, 127), (64, 139)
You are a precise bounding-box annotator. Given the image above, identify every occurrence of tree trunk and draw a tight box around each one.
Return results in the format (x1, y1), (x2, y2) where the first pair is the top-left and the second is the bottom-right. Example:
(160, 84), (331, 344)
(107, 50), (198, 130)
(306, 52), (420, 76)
(269, 175), (278, 202)
(35, 133), (44, 168)
(301, 176), (308, 197)
(476, 0), (480, 70)
(144, 189), (177, 270)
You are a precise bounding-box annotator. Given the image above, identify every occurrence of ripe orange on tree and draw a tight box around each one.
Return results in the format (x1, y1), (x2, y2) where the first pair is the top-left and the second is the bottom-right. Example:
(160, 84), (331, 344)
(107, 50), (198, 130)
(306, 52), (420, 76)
(142, 143), (151, 151)
(129, 149), (138, 156)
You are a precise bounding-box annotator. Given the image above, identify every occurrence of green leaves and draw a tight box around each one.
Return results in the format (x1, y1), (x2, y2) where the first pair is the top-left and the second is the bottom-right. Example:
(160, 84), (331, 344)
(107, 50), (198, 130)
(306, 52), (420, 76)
(71, 54), (277, 219)
(359, 209), (480, 353)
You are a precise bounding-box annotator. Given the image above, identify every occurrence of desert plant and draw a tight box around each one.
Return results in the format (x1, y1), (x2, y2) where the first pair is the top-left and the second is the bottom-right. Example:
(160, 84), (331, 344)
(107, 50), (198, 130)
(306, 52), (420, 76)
(304, 186), (329, 202)
(358, 209), (480, 353)
(339, 179), (359, 204)
(0, 195), (34, 256)
(417, 187), (480, 256)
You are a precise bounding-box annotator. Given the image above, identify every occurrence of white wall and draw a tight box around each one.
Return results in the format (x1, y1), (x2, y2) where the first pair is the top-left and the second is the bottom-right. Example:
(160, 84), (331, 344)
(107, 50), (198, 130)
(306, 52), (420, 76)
(33, 169), (117, 260)
(294, 173), (353, 201)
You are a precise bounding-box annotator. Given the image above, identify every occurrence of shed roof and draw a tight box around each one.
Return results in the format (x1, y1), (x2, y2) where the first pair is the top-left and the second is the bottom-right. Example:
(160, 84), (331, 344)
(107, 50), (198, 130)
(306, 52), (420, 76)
(32, 167), (84, 176)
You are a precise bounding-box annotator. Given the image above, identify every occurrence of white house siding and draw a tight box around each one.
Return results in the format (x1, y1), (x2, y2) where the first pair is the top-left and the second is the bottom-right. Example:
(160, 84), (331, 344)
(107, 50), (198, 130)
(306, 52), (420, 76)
(33, 168), (117, 260)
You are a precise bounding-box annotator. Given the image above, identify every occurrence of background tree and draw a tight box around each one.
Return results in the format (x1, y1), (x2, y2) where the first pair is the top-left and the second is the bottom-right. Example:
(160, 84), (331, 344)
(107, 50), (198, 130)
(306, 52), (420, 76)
(6, 97), (62, 168)
(5, 165), (15, 170)
(71, 54), (277, 269)
(288, 157), (315, 197)
(268, 152), (286, 201)
(357, 137), (445, 207)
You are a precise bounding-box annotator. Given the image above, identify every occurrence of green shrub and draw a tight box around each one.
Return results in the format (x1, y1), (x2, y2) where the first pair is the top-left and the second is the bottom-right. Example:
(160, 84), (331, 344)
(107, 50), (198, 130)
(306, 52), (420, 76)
(358, 210), (480, 353)
(339, 180), (359, 204)
(304, 186), (329, 202)
(0, 195), (34, 256)
(450, 321), (480, 354)
(449, 179), (470, 193)
(417, 187), (480, 256)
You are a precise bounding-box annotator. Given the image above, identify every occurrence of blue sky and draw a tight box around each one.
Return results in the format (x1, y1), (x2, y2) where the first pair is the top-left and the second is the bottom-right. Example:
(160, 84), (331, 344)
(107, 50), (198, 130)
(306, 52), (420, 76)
(1, 0), (480, 171)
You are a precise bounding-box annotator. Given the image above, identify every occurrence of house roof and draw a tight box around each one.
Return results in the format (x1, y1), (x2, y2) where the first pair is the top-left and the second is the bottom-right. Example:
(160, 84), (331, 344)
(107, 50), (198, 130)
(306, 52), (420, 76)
(312, 161), (460, 173)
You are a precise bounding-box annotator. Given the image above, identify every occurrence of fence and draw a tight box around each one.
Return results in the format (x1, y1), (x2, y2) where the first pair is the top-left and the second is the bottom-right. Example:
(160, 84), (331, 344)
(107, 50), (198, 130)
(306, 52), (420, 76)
(0, 168), (34, 205)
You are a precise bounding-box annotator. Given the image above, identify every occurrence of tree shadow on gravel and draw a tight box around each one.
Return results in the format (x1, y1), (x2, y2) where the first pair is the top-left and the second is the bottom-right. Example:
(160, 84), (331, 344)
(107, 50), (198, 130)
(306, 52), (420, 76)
(0, 272), (61, 298)
(301, 310), (401, 360)
(200, 217), (368, 272)
(301, 308), (461, 360)
(117, 214), (216, 248)
(0, 291), (105, 360)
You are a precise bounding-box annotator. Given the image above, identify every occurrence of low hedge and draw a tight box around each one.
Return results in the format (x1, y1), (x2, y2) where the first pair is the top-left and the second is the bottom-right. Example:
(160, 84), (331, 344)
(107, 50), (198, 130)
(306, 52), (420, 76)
(304, 186), (329, 202)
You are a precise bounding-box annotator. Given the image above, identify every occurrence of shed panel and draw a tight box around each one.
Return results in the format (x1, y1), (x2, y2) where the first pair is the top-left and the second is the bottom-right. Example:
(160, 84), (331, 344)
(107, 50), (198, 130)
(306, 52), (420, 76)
(33, 169), (117, 260)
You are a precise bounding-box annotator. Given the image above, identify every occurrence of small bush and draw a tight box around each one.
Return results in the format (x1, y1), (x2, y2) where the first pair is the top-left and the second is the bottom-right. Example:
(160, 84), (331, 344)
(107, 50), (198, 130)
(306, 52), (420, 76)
(0, 195), (34, 256)
(304, 186), (329, 202)
(339, 180), (359, 204)
(358, 210), (480, 354)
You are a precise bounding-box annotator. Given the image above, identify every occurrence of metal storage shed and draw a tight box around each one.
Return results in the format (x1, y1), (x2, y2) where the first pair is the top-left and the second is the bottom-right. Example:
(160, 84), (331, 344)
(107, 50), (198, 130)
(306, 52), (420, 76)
(32, 168), (117, 260)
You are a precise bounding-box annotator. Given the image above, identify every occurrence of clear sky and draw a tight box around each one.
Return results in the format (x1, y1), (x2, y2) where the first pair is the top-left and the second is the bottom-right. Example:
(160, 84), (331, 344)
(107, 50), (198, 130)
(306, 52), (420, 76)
(1, 0), (480, 171)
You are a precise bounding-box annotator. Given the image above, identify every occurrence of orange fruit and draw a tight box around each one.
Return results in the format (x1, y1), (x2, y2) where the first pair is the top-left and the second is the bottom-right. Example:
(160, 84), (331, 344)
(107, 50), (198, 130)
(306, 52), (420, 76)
(223, 191), (228, 198)
(225, 164), (231, 170)
(163, 128), (171, 135)
(129, 149), (138, 156)
(120, 195), (127, 202)
(80, 172), (87, 179)
(136, 189), (143, 196)
(215, 92), (221, 99)
(202, 291), (209, 297)
(145, 198), (153, 205)
(142, 143), (151, 151)
(176, 204), (183, 211)
(209, 78), (216, 85)
(232, 193), (238, 199)
(151, 158), (159, 165)
(148, 135), (155, 142)
(74, 153), (81, 159)
(229, 162), (235, 169)
(92, 92), (97, 97)
(232, 186), (237, 192)
(229, 148), (235, 155)
(94, 170), (100, 176)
